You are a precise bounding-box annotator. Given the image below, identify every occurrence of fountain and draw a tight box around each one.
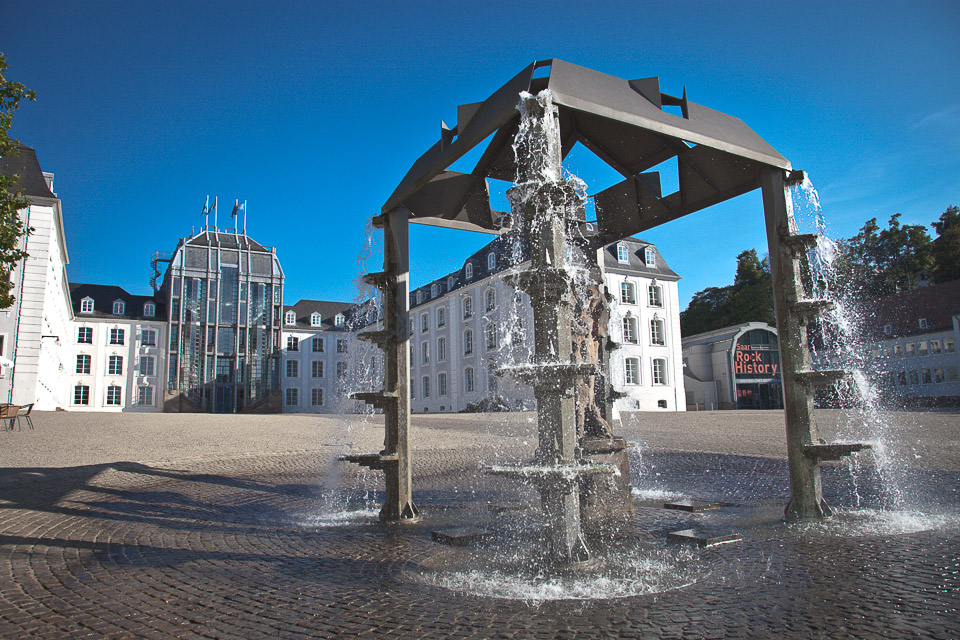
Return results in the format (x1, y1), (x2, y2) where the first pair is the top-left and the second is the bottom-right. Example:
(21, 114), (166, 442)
(341, 59), (873, 565)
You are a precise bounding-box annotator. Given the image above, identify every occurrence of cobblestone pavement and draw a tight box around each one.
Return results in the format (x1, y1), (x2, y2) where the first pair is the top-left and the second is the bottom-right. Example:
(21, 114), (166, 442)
(1, 413), (958, 639)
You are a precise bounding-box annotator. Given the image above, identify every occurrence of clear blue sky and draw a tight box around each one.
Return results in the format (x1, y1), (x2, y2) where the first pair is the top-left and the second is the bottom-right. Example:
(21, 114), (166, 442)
(2, 1), (958, 309)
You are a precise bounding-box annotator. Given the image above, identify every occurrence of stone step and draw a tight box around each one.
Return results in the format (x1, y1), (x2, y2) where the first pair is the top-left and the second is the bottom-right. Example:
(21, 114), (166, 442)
(780, 232), (820, 255)
(351, 390), (399, 409)
(337, 452), (399, 471)
(362, 271), (396, 288)
(802, 441), (872, 462)
(667, 529), (742, 548)
(794, 369), (845, 389)
(357, 330), (396, 347)
(789, 299), (836, 323)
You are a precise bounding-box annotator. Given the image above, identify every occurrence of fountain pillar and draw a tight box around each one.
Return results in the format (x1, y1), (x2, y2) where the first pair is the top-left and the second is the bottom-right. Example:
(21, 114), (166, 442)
(341, 207), (419, 522)
(760, 167), (829, 520)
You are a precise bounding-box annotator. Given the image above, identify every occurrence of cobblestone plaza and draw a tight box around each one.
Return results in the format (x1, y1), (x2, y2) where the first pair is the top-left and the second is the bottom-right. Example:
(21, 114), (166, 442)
(1, 411), (958, 639)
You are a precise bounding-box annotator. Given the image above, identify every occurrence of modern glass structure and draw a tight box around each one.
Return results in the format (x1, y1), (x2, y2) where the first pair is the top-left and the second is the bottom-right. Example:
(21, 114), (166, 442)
(161, 228), (284, 412)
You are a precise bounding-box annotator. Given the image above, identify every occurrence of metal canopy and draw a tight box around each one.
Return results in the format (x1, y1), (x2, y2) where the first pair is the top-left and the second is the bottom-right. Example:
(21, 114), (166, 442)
(383, 59), (791, 244)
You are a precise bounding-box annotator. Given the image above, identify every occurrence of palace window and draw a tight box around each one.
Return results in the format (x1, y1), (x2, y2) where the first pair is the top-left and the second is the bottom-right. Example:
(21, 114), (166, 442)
(80, 297), (94, 313)
(487, 253), (496, 270)
(437, 337), (446, 361)
(464, 367), (475, 393)
(286, 360), (298, 377)
(485, 289), (496, 311)
(337, 339), (348, 353)
(76, 354), (91, 374)
(312, 360), (324, 378)
(106, 385), (122, 406)
(140, 356), (155, 377)
(447, 276), (455, 290)
(312, 388), (323, 406)
(421, 313), (429, 333)
(624, 358), (639, 385)
(287, 336), (299, 351)
(465, 263), (474, 280)
(650, 318), (665, 345)
(617, 243), (629, 264)
(78, 327), (92, 344)
(285, 310), (296, 325)
(143, 302), (155, 317)
(311, 312), (322, 327)
(74, 385), (89, 406)
(416, 291), (424, 304)
(141, 328), (157, 346)
(438, 372), (447, 397)
(286, 388), (298, 406)
(620, 282), (636, 304)
(113, 300), (125, 315)
(335, 314), (345, 327)
(464, 329), (473, 355)
(485, 324), (497, 351)
(312, 336), (324, 352)
(110, 328), (125, 345)
(422, 341), (429, 364)
(422, 376), (430, 398)
(644, 248), (656, 267)
(652, 358), (667, 385)
(463, 296), (473, 319)
(622, 317), (638, 344)
(108, 355), (123, 375)
(431, 283), (439, 298)
(336, 361), (347, 378)
(437, 307), (446, 328)
(138, 386), (154, 406)
(647, 284), (662, 307)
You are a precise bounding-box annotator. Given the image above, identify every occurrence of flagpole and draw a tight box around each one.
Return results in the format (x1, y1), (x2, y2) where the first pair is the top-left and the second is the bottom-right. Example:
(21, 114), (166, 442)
(234, 198), (239, 235)
(243, 200), (247, 235)
(204, 194), (209, 230)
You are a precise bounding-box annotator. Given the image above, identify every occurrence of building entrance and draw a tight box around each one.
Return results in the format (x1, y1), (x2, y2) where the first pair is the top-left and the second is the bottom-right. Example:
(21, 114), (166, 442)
(736, 382), (784, 409)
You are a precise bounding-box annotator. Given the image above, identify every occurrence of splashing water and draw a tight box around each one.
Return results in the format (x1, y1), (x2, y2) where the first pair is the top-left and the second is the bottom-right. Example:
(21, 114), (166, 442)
(793, 176), (911, 512)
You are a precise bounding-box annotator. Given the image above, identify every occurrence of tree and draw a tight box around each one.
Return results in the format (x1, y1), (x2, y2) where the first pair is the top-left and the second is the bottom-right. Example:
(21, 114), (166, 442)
(931, 205), (960, 283)
(680, 249), (774, 336)
(0, 53), (36, 308)
(835, 214), (933, 298)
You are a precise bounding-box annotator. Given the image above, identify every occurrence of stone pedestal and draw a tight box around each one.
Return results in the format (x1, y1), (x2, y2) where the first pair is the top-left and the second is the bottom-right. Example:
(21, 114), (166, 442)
(579, 436), (634, 542)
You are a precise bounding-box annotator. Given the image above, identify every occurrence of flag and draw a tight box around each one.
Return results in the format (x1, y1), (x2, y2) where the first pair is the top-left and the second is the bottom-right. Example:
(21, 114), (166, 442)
(231, 199), (243, 218)
(201, 195), (209, 216)
(209, 196), (218, 217)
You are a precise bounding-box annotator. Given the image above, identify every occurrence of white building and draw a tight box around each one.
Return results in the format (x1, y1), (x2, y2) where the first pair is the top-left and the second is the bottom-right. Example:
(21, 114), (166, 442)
(68, 284), (167, 411)
(406, 235), (685, 414)
(0, 145), (73, 411)
(868, 279), (960, 405)
(682, 322), (783, 410)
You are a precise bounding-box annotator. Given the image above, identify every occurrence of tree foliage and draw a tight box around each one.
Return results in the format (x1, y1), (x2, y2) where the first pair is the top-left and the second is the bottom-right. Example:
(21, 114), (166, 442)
(834, 214), (933, 298)
(680, 249), (775, 336)
(931, 205), (960, 283)
(0, 53), (36, 308)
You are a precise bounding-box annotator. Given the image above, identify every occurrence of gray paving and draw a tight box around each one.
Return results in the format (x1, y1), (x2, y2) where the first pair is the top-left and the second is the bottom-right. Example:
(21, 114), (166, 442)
(1, 409), (958, 638)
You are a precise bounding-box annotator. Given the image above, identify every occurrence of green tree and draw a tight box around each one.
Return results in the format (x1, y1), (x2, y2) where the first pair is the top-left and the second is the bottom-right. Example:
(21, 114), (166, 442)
(680, 249), (774, 336)
(931, 205), (960, 283)
(0, 53), (36, 308)
(836, 214), (933, 298)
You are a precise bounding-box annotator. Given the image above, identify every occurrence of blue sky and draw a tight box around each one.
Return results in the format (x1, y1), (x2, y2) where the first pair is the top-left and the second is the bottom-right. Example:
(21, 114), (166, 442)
(2, 1), (958, 309)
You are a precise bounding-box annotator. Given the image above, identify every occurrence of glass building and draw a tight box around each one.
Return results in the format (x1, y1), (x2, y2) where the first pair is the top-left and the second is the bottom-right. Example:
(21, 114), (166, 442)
(161, 229), (284, 412)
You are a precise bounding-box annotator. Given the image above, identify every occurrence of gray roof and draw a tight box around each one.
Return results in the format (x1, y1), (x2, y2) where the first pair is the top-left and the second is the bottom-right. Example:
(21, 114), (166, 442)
(602, 237), (679, 280)
(185, 230), (270, 252)
(282, 299), (360, 331)
(384, 59), (791, 246)
(0, 144), (55, 199)
(70, 283), (165, 321)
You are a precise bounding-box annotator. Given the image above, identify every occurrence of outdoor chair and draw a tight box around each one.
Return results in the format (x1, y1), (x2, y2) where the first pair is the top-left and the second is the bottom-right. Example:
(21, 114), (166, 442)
(16, 403), (34, 430)
(0, 403), (19, 431)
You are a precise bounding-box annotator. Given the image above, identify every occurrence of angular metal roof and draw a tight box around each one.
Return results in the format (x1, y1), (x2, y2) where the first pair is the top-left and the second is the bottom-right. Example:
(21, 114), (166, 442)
(0, 144), (56, 199)
(384, 59), (791, 247)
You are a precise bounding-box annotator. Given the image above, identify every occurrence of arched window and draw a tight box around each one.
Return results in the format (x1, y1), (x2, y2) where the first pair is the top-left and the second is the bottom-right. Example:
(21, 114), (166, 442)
(624, 358), (640, 385)
(487, 253), (496, 270)
(652, 358), (667, 385)
(464, 367), (475, 393)
(334, 313), (345, 327)
(463, 329), (473, 355)
(143, 302), (155, 317)
(431, 283), (439, 298)
(620, 282), (636, 304)
(285, 310), (296, 325)
(112, 300), (125, 315)
(463, 296), (473, 319)
(80, 297), (94, 313)
(416, 290), (424, 304)
(622, 317), (638, 343)
(650, 318), (665, 345)
(647, 283), (662, 307)
(617, 243), (629, 264)
(645, 247), (656, 267)
(485, 324), (497, 350)
(311, 312), (322, 327)
(485, 288), (495, 311)
(465, 262), (474, 280)
(447, 276), (455, 290)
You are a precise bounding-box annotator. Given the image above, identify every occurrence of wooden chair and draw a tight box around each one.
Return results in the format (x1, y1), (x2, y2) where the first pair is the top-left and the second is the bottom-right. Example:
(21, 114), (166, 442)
(0, 403), (19, 431)
(16, 403), (34, 430)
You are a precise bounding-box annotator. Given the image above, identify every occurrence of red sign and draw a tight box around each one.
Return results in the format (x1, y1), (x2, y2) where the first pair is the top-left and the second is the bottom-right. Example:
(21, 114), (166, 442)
(734, 343), (779, 377)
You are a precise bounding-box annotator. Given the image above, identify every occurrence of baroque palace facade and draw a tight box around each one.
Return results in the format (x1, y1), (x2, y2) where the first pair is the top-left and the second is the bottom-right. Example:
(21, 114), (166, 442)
(1, 146), (686, 413)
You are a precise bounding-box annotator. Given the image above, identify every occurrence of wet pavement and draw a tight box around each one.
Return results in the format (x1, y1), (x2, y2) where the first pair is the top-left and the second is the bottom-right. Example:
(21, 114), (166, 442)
(1, 413), (958, 639)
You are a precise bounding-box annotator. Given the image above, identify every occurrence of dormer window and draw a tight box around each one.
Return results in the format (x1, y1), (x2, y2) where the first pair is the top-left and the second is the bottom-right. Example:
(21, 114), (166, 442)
(80, 297), (94, 314)
(112, 300), (125, 315)
(285, 310), (296, 325)
(465, 263), (474, 280)
(919, 318), (929, 330)
(431, 283), (439, 298)
(416, 291), (424, 304)
(644, 247), (656, 267)
(487, 253), (496, 270)
(311, 312), (321, 327)
(334, 313), (345, 328)
(447, 276), (455, 290)
(143, 302), (155, 318)
(617, 243), (629, 264)
(883, 324), (893, 336)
